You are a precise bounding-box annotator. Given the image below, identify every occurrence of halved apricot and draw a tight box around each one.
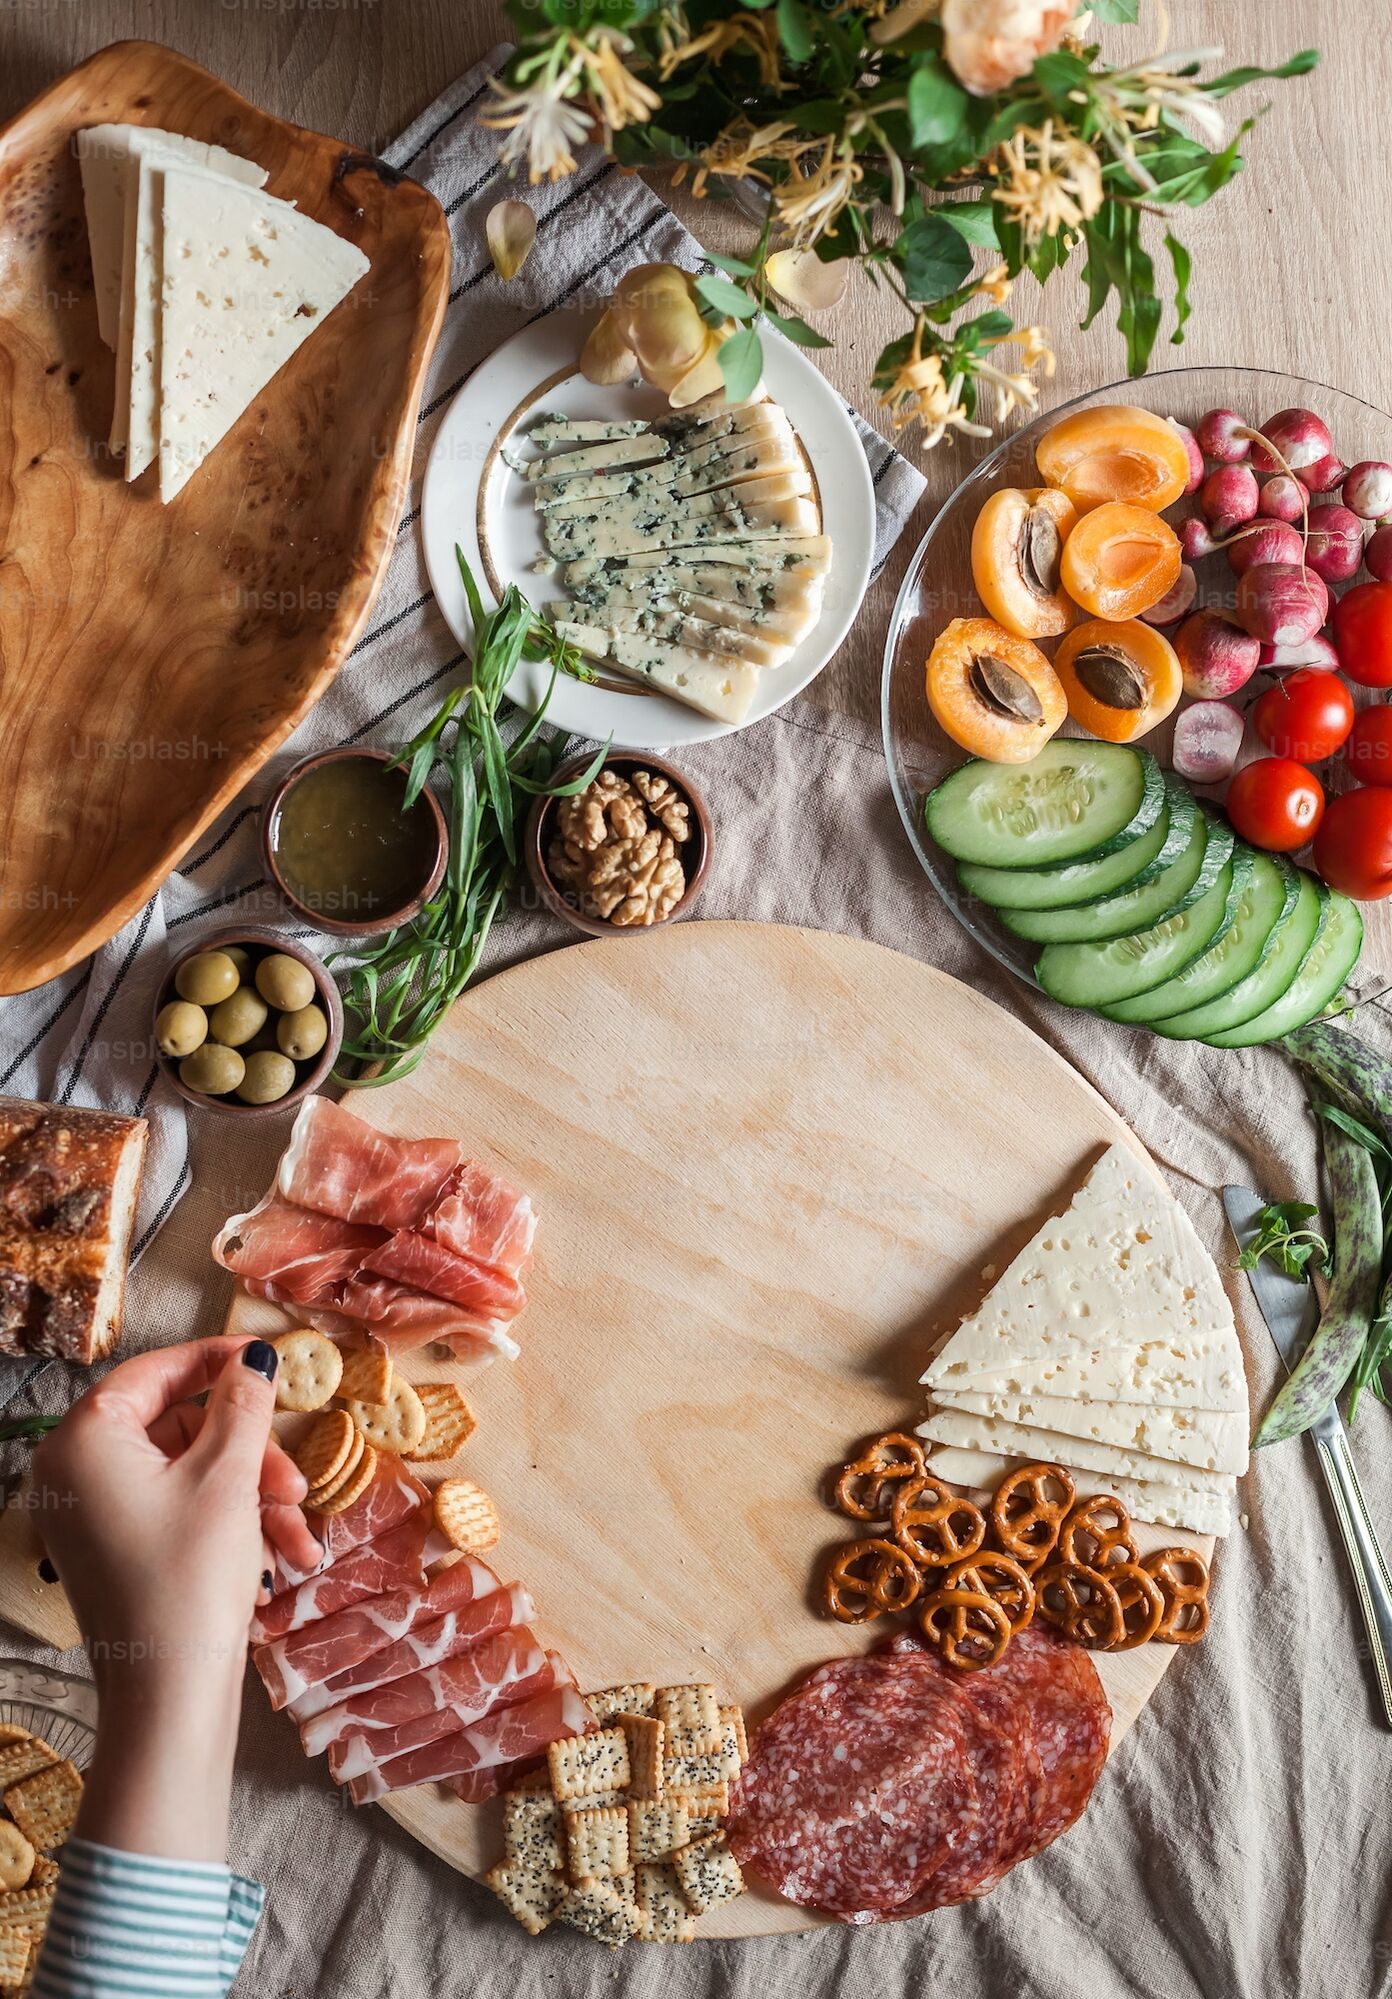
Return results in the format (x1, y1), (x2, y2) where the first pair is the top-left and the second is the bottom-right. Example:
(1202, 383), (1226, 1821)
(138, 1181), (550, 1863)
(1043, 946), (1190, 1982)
(926, 617), (1067, 763)
(1060, 503), (1182, 621)
(1053, 619), (1182, 743)
(971, 487), (1079, 639)
(1036, 405), (1191, 513)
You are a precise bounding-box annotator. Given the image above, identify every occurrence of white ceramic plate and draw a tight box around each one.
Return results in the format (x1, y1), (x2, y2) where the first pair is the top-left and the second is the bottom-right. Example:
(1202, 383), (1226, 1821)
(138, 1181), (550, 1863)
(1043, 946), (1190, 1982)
(421, 309), (876, 748)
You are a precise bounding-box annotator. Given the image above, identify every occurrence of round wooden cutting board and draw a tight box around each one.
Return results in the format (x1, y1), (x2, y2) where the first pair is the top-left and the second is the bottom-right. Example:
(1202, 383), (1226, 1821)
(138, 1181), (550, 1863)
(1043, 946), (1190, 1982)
(227, 922), (1214, 1937)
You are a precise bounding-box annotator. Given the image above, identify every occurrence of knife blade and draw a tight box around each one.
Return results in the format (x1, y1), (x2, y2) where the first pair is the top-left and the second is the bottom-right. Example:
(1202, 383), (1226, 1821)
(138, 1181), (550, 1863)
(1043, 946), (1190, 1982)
(1223, 1184), (1392, 1727)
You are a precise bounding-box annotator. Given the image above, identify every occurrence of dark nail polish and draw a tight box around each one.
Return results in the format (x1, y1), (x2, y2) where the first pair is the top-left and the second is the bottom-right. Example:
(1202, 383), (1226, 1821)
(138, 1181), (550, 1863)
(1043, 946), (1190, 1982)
(261, 1570), (273, 1593)
(37, 1558), (57, 1584)
(243, 1340), (277, 1381)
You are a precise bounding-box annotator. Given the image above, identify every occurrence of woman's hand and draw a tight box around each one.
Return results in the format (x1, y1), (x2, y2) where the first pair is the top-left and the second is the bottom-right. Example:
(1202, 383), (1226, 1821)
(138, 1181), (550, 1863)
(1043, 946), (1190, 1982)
(32, 1336), (321, 1860)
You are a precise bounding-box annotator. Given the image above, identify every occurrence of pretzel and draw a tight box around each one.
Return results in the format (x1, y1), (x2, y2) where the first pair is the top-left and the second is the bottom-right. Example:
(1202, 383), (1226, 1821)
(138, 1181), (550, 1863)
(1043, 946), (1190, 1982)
(891, 1475), (986, 1570)
(943, 1550), (1036, 1634)
(1058, 1495), (1138, 1574)
(823, 1538), (922, 1623)
(918, 1586), (1012, 1671)
(1036, 1561), (1124, 1649)
(1142, 1546), (1211, 1644)
(832, 1433), (926, 1523)
(989, 1463), (1075, 1574)
(1104, 1561), (1166, 1650)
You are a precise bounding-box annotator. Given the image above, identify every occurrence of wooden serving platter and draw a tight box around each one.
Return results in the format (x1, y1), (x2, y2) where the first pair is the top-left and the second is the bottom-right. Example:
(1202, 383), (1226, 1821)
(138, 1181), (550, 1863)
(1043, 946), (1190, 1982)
(0, 41), (450, 994)
(217, 923), (1220, 1937)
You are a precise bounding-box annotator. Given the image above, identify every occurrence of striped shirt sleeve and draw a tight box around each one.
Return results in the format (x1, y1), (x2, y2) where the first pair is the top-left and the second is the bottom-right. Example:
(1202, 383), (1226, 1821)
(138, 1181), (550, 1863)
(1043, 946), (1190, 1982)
(31, 1839), (265, 1999)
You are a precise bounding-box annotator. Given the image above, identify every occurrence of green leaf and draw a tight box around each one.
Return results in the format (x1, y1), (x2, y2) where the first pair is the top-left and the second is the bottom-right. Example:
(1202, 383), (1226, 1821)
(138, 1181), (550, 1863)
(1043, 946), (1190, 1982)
(716, 325), (764, 402)
(1088, 0), (1139, 19)
(1031, 50), (1092, 103)
(893, 212), (974, 303)
(1164, 230), (1192, 345)
(1204, 50), (1319, 98)
(907, 56), (968, 151)
(763, 308), (834, 349)
(935, 198), (999, 250)
(454, 543), (487, 638)
(1236, 1200), (1332, 1281)
(702, 248), (757, 279)
(776, 0), (814, 64)
(695, 272), (758, 319)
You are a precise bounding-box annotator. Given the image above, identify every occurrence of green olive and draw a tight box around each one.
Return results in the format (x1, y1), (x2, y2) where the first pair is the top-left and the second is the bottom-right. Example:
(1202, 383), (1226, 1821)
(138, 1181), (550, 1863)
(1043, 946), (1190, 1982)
(242, 1019), (282, 1057)
(276, 1003), (328, 1062)
(222, 945), (253, 980)
(208, 987), (269, 1048)
(174, 950), (241, 1006)
(255, 953), (316, 1013)
(236, 1051), (297, 1105)
(155, 1000), (207, 1059)
(179, 1043), (246, 1097)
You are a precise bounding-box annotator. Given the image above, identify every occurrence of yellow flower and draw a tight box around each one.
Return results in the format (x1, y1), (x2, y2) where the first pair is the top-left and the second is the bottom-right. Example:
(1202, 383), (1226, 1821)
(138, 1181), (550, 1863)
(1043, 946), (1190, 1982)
(992, 120), (1104, 246)
(658, 13), (784, 88)
(878, 317), (991, 446)
(772, 137), (864, 245)
(582, 31), (662, 138)
(681, 120), (800, 197)
(973, 261), (1013, 307)
(976, 324), (1056, 420)
(483, 66), (592, 185)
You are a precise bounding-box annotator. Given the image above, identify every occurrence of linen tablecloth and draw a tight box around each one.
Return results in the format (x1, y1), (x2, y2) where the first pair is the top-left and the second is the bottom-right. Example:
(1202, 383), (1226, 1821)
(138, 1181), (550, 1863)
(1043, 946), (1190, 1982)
(2, 52), (1391, 1999)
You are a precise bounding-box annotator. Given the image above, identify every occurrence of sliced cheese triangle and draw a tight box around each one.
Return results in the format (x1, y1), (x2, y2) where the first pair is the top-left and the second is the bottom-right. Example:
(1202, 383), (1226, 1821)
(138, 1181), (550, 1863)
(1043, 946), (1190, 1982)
(921, 1144), (1245, 1400)
(156, 169), (369, 503)
(917, 1406), (1240, 1488)
(923, 1444), (1232, 1539)
(925, 1333), (1246, 1413)
(923, 1387), (1248, 1476)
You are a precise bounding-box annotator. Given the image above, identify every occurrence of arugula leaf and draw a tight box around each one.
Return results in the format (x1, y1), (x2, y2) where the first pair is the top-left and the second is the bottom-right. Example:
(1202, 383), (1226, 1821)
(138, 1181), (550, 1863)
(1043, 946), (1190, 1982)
(717, 325), (764, 401)
(894, 212), (975, 302)
(907, 57), (968, 150)
(1237, 1201), (1333, 1282)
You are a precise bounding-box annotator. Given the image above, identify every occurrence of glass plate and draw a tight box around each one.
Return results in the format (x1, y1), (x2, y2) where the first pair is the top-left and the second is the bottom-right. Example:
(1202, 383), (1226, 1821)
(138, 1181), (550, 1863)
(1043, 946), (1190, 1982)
(881, 365), (1392, 987)
(0, 1660), (97, 1770)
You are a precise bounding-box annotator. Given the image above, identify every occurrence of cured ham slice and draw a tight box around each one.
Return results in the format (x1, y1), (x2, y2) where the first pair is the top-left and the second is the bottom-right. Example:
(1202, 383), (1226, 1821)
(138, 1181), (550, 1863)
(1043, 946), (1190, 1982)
(278, 1096), (461, 1230)
(360, 1231), (525, 1320)
(289, 1581), (533, 1727)
(252, 1508), (449, 1645)
(270, 1459), (429, 1594)
(255, 1556), (496, 1711)
(214, 1200), (384, 1302)
(325, 1632), (556, 1782)
(349, 1684), (592, 1804)
(429, 1162), (536, 1280)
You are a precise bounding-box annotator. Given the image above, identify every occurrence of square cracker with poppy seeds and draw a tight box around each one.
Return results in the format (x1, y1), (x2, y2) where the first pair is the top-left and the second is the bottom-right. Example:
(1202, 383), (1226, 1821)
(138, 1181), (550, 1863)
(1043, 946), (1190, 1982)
(557, 1876), (640, 1949)
(584, 1684), (655, 1724)
(635, 1862), (696, 1944)
(548, 1727), (629, 1804)
(564, 1805), (629, 1882)
(503, 1793), (564, 1876)
(673, 1835), (745, 1916)
(628, 1796), (689, 1864)
(6, 1758), (82, 1853)
(653, 1684), (721, 1757)
(410, 1383), (477, 1462)
(485, 1860), (563, 1937)
(617, 1714), (664, 1798)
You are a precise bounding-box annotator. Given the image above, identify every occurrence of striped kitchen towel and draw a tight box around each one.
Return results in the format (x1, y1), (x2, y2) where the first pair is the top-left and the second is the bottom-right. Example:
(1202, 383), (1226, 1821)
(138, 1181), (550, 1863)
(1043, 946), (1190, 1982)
(0, 45), (927, 1346)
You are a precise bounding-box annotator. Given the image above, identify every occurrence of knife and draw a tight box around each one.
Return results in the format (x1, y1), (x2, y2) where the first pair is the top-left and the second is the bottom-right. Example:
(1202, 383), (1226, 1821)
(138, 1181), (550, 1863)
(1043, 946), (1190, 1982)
(1224, 1183), (1392, 1728)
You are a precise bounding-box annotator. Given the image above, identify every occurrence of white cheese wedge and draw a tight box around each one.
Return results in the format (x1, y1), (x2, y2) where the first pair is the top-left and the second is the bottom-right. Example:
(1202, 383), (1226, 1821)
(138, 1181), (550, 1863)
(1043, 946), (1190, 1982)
(156, 168), (369, 503)
(545, 497), (819, 560)
(917, 1405), (1240, 1488)
(549, 601), (789, 668)
(528, 417), (651, 447)
(923, 1445), (1232, 1539)
(921, 1144), (1246, 1400)
(925, 1387), (1248, 1475)
(554, 624), (757, 724)
(522, 433), (668, 482)
(926, 1333), (1248, 1412)
(77, 124), (265, 354)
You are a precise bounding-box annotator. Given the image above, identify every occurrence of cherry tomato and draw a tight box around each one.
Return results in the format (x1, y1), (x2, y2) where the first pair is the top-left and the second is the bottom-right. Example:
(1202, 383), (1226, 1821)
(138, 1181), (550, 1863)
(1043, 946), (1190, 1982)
(1314, 787), (1392, 898)
(1251, 670), (1354, 762)
(1226, 757), (1325, 852)
(1334, 581), (1392, 687)
(1346, 704), (1392, 787)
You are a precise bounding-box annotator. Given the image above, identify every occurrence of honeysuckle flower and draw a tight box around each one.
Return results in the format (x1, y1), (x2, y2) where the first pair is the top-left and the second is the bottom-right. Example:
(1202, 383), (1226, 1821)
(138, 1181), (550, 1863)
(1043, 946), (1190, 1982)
(658, 12), (784, 87)
(584, 31), (662, 137)
(992, 120), (1105, 245)
(879, 318), (991, 444)
(484, 64), (592, 184)
(772, 137), (864, 244)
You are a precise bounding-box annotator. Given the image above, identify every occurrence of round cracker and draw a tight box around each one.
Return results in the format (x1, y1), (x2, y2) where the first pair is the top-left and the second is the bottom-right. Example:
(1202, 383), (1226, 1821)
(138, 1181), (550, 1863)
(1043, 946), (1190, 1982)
(306, 1424), (366, 1508)
(293, 1409), (356, 1490)
(433, 1477), (500, 1553)
(348, 1376), (426, 1457)
(0, 1822), (33, 1891)
(273, 1329), (344, 1413)
(315, 1441), (378, 1516)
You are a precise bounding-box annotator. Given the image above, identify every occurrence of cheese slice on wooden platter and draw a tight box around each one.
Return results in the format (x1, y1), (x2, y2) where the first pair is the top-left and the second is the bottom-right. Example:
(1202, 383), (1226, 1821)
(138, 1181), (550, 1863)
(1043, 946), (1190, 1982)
(917, 1405), (1239, 1490)
(157, 167), (369, 503)
(923, 1444), (1233, 1539)
(921, 1390), (1248, 1476)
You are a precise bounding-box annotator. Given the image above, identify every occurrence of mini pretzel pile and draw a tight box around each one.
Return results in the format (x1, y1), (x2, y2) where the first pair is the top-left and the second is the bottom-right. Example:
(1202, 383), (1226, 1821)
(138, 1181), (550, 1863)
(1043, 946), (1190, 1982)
(821, 1433), (1211, 1671)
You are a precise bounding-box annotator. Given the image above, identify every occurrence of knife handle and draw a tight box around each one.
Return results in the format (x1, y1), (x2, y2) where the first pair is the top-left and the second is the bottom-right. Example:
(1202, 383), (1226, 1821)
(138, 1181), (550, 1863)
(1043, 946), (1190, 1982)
(1313, 1427), (1392, 1729)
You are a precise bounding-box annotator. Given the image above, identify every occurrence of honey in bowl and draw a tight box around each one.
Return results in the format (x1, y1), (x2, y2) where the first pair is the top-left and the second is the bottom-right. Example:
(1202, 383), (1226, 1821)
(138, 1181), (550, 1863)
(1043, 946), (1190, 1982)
(269, 752), (444, 931)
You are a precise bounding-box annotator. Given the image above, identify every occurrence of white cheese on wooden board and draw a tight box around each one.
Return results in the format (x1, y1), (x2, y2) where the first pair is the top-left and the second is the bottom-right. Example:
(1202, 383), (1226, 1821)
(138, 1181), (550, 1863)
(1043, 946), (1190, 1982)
(553, 624), (757, 724)
(545, 497), (819, 560)
(917, 1406), (1240, 1489)
(923, 1445), (1232, 1538)
(923, 1387), (1248, 1475)
(925, 1332), (1247, 1412)
(921, 1144), (1245, 1394)
(156, 168), (369, 503)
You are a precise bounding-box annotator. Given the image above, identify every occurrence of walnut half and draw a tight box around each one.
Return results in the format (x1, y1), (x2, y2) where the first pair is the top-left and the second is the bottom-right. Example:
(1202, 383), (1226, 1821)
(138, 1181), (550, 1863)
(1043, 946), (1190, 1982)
(546, 767), (691, 926)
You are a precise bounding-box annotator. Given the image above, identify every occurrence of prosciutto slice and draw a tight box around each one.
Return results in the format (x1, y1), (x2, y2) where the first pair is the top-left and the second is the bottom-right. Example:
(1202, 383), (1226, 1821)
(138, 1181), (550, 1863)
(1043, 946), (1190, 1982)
(278, 1097), (461, 1230)
(252, 1509), (449, 1646)
(289, 1581), (533, 1727)
(429, 1162), (536, 1280)
(255, 1556), (496, 1711)
(349, 1684), (592, 1804)
(270, 1460), (429, 1595)
(360, 1231), (525, 1320)
(325, 1633), (556, 1782)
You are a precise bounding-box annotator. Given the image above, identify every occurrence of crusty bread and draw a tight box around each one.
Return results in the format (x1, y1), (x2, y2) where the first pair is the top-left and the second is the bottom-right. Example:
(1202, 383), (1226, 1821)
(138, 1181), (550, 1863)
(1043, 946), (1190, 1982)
(0, 1100), (148, 1366)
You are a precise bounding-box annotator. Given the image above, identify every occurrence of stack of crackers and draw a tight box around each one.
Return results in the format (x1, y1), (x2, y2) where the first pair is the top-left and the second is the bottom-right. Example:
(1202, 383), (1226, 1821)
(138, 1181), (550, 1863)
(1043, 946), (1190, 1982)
(275, 1331), (492, 1542)
(486, 1682), (747, 1946)
(0, 1725), (84, 1993)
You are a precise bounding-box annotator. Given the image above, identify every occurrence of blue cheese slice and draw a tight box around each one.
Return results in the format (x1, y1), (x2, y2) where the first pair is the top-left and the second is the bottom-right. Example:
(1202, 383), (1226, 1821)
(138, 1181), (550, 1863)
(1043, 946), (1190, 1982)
(554, 624), (757, 724)
(545, 496), (819, 560)
(156, 168), (369, 503)
(552, 601), (790, 668)
(522, 434), (669, 482)
(536, 435), (802, 513)
(922, 1391), (1248, 1476)
(923, 1444), (1233, 1538)
(528, 416), (651, 447)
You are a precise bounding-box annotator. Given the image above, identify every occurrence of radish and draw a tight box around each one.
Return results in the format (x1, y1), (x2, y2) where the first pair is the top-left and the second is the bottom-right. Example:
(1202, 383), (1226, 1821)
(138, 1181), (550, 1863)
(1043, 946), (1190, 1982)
(1235, 563), (1329, 645)
(1175, 611), (1261, 698)
(1201, 465), (1259, 537)
(1251, 407), (1333, 475)
(1169, 420), (1205, 494)
(1259, 475), (1306, 523)
(1196, 409), (1251, 464)
(1140, 565), (1198, 626)
(1257, 633), (1341, 672)
(1344, 462), (1392, 520)
(1228, 522), (1303, 577)
(1179, 516), (1220, 561)
(1367, 523), (1392, 583)
(1300, 452), (1347, 494)
(1173, 701), (1245, 784)
(1304, 504), (1364, 584)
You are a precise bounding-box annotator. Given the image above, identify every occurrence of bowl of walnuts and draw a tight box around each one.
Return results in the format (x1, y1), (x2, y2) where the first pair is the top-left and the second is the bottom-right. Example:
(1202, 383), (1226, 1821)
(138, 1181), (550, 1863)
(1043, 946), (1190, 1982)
(526, 753), (711, 936)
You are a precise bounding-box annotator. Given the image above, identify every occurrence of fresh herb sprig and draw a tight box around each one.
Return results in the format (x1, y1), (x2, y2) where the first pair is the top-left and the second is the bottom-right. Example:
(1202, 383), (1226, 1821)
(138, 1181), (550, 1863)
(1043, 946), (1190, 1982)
(333, 552), (606, 1088)
(1237, 1201), (1332, 1284)
(0, 1414), (61, 1445)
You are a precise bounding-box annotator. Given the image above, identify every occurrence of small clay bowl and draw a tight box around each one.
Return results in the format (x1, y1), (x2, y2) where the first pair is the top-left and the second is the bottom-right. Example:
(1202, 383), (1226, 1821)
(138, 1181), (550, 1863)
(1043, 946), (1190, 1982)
(261, 746), (448, 937)
(153, 926), (343, 1118)
(526, 753), (711, 939)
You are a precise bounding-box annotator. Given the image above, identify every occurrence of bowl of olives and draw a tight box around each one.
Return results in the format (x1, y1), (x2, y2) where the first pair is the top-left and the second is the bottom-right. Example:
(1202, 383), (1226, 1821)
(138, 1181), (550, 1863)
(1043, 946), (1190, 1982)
(153, 929), (343, 1116)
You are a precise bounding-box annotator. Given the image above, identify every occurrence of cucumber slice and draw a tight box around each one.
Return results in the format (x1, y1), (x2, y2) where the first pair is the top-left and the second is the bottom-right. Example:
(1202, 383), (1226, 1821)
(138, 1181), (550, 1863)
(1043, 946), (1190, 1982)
(957, 781), (1191, 912)
(1205, 891), (1363, 1047)
(924, 743), (1164, 869)
(1036, 854), (1236, 1009)
(1104, 851), (1289, 1024)
(1153, 874), (1324, 1041)
(1000, 802), (1216, 945)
